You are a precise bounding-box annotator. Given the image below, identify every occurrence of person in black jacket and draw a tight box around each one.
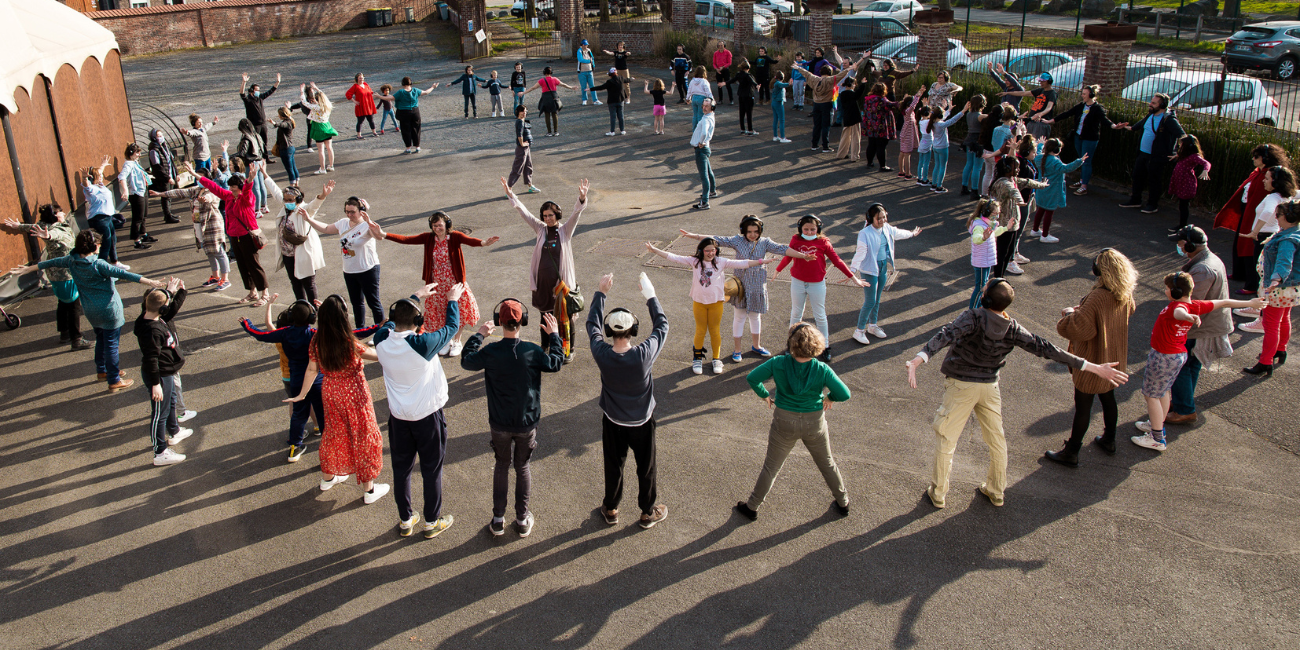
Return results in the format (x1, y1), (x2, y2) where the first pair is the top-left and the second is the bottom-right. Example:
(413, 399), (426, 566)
(734, 61), (758, 135)
(240, 72), (280, 162)
(1042, 84), (1113, 196)
(460, 301), (564, 537)
(146, 129), (178, 224)
(136, 277), (194, 466)
(1116, 93), (1185, 214)
(591, 69), (628, 136)
(669, 45), (692, 103)
(753, 47), (780, 105)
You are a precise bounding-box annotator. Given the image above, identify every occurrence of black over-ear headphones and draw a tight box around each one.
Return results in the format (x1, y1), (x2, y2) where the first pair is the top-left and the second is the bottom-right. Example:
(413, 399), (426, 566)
(492, 298), (530, 327)
(144, 286), (172, 309)
(980, 278), (1009, 309)
(389, 297), (424, 328)
(291, 299), (317, 325)
(602, 307), (639, 338)
(739, 215), (764, 236)
(796, 214), (823, 235)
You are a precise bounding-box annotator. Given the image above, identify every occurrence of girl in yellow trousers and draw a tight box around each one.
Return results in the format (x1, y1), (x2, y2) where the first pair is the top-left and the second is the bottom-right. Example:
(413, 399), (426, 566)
(646, 239), (774, 375)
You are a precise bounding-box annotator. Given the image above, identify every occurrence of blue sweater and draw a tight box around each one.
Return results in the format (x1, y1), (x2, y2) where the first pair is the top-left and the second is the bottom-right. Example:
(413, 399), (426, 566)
(38, 254), (142, 329)
(450, 73), (487, 96)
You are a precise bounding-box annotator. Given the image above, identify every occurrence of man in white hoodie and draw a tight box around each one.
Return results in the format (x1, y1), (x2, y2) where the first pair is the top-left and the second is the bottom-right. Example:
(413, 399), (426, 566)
(373, 281), (465, 539)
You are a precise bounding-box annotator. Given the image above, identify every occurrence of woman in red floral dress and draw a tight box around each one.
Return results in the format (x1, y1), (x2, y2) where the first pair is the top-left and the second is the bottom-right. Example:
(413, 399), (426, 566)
(286, 295), (389, 504)
(374, 212), (497, 357)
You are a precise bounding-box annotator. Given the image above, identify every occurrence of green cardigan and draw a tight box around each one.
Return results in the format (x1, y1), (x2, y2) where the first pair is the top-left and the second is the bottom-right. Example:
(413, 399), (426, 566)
(747, 354), (851, 413)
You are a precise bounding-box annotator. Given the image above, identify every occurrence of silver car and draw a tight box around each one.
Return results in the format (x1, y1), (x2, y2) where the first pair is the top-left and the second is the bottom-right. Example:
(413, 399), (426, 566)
(1121, 70), (1281, 126)
(1223, 21), (1300, 81)
(1047, 55), (1177, 95)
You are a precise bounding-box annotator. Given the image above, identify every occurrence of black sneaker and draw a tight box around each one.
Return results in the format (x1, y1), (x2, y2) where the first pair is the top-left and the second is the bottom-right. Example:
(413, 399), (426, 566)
(821, 147), (832, 153)
(734, 502), (758, 521)
(818, 347), (833, 363)
(133, 241), (152, 250)
(690, 202), (710, 210)
(489, 519), (505, 536)
(71, 338), (93, 351)
(709, 190), (720, 198)
(141, 234), (158, 243)
(163, 217), (180, 224)
(1140, 207), (1158, 214)
(833, 501), (850, 517)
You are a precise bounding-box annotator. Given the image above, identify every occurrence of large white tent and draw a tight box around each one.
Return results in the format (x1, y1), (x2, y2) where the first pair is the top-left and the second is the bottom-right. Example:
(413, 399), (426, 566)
(0, 0), (120, 114)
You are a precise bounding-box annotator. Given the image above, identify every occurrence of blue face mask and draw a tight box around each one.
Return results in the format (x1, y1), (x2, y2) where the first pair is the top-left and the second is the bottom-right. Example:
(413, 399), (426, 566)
(800, 233), (818, 241)
(284, 203), (297, 213)
(1175, 244), (1185, 257)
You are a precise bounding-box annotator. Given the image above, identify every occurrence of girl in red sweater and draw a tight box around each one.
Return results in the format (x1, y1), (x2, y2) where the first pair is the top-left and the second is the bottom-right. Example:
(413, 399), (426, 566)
(774, 215), (868, 362)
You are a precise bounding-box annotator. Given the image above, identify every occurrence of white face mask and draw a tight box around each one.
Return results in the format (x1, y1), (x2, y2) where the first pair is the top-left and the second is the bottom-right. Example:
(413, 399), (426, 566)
(800, 233), (818, 241)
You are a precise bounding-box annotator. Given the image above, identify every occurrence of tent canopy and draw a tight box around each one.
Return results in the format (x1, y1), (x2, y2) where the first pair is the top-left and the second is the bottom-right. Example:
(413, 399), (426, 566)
(0, 0), (120, 113)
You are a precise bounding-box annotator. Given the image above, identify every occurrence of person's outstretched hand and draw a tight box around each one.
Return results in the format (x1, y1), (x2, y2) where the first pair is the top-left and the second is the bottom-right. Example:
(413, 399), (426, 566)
(905, 355), (924, 389)
(415, 282), (438, 301)
(578, 178), (590, 204)
(484, 236), (500, 245)
(639, 272), (655, 300)
(1089, 361), (1129, 387)
(478, 321), (496, 337)
(540, 312), (559, 335)
(447, 282), (465, 302)
(599, 272), (614, 294)
(500, 176), (515, 198)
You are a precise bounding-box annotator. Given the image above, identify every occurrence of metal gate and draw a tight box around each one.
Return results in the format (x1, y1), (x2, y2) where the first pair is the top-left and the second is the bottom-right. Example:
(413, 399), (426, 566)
(481, 0), (562, 60)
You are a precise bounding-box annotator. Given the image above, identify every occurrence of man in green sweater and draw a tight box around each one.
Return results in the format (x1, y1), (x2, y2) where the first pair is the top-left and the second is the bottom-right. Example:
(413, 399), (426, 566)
(736, 323), (852, 522)
(460, 300), (565, 537)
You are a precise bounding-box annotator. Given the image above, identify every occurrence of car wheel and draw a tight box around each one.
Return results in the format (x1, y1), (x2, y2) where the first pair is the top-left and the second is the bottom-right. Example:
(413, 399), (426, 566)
(1257, 117), (1277, 127)
(1276, 56), (1297, 81)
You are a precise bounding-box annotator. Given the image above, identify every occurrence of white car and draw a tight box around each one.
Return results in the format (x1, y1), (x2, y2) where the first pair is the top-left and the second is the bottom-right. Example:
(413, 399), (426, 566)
(1046, 55), (1177, 93)
(870, 35), (972, 70)
(967, 48), (1076, 83)
(695, 0), (772, 35)
(755, 0), (794, 15)
(855, 0), (924, 23)
(1121, 70), (1281, 125)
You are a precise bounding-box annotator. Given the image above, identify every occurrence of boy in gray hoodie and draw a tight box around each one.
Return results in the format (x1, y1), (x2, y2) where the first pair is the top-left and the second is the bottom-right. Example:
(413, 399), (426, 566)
(905, 279), (1128, 508)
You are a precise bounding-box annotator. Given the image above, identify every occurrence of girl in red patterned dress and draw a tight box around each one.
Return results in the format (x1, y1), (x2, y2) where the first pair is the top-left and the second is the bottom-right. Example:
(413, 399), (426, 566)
(373, 212), (498, 357)
(285, 295), (389, 504)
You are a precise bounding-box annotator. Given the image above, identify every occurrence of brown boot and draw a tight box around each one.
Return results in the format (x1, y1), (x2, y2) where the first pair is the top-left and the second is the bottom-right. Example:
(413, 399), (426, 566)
(97, 370), (129, 381)
(1164, 412), (1197, 425)
(108, 378), (135, 391)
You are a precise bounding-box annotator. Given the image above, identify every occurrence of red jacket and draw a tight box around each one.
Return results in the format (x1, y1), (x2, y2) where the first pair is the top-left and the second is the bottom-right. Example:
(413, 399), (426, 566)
(1213, 167), (1269, 257)
(775, 235), (855, 283)
(345, 83), (377, 117)
(197, 176), (258, 237)
(384, 230), (486, 284)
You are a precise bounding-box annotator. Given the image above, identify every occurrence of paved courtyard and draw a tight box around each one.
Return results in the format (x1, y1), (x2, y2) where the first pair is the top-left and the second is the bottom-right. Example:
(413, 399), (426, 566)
(1, 24), (1298, 649)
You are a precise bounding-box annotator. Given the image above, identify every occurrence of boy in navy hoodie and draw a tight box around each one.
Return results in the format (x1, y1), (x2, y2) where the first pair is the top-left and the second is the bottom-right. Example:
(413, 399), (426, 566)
(137, 277), (192, 466)
(448, 65), (487, 118)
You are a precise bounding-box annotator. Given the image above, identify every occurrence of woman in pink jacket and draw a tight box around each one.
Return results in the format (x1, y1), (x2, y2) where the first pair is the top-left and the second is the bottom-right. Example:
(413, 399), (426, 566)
(189, 161), (271, 306)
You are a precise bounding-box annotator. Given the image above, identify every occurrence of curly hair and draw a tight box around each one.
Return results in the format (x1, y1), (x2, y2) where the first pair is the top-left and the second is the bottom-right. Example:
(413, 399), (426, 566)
(1093, 248), (1138, 310)
(1252, 143), (1290, 169)
(786, 323), (826, 359)
(1277, 200), (1300, 226)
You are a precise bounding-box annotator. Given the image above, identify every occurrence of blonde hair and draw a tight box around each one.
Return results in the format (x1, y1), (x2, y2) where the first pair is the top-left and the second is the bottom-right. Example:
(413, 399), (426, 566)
(277, 106), (296, 129)
(966, 197), (998, 230)
(787, 323), (826, 359)
(313, 89), (333, 116)
(1094, 248), (1138, 310)
(653, 78), (664, 92)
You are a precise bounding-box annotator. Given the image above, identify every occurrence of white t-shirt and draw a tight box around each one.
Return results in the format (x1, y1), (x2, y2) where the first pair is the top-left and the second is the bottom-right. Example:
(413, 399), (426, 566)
(333, 217), (379, 274)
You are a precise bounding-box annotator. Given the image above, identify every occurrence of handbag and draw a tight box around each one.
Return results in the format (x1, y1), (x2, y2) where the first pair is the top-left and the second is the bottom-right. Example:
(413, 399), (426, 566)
(724, 275), (745, 303)
(565, 285), (584, 314)
(250, 226), (267, 250)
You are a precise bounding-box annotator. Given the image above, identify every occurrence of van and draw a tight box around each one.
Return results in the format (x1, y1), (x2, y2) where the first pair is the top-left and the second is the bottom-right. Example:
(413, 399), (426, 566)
(695, 0), (773, 35)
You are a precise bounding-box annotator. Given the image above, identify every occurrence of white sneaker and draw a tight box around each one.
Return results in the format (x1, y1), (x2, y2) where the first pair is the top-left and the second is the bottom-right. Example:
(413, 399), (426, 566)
(1238, 319), (1265, 334)
(114, 261), (131, 270)
(448, 340), (464, 357)
(692, 359), (703, 375)
(1006, 261), (1025, 275)
(363, 483), (391, 504)
(1027, 229), (1041, 238)
(712, 359), (723, 374)
(582, 100), (588, 106)
(1135, 419), (1152, 433)
(619, 131), (626, 135)
(852, 329), (870, 345)
(773, 136), (780, 142)
(1233, 307), (1261, 318)
(1131, 433), (1167, 451)
(177, 410), (198, 423)
(438, 342), (451, 356)
(167, 428), (193, 444)
(319, 474), (349, 491)
(778, 138), (791, 143)
(398, 512), (420, 537)
(867, 324), (887, 338)
(1014, 253), (1031, 264)
(606, 131), (616, 136)
(594, 100), (603, 105)
(414, 147), (421, 153)
(153, 448), (186, 465)
(1039, 235), (1059, 244)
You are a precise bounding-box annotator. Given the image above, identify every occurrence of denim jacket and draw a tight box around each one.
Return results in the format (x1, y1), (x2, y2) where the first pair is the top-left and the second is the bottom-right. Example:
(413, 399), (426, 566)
(1261, 226), (1300, 289)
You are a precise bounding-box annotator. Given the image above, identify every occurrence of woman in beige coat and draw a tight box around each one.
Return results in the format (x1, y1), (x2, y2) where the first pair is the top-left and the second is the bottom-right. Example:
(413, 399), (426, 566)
(1046, 248), (1138, 466)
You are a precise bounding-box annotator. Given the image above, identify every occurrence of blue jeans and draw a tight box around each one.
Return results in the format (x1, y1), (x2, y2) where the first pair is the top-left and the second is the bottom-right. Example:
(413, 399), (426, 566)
(579, 71), (596, 103)
(930, 147), (950, 189)
(379, 108), (397, 131)
(608, 103), (624, 132)
(772, 102), (786, 138)
(969, 266), (991, 311)
(287, 375), (324, 446)
(790, 279), (829, 341)
(691, 95), (705, 128)
(1074, 136), (1099, 185)
(917, 149), (932, 182)
(962, 148), (983, 190)
(512, 88), (526, 109)
(250, 161), (267, 211)
(94, 326), (122, 384)
(694, 146), (715, 206)
(1169, 338), (1201, 415)
(87, 214), (117, 264)
(857, 263), (888, 329)
(147, 374), (180, 454)
(194, 159), (211, 172)
(282, 145), (299, 183)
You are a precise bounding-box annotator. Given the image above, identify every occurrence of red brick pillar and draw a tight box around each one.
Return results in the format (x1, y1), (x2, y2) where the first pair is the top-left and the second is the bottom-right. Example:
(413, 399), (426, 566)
(733, 1), (753, 51)
(808, 9), (833, 50)
(913, 9), (954, 74)
(558, 0), (582, 59)
(1081, 23), (1138, 100)
(458, 0), (491, 61)
(672, 0), (694, 30)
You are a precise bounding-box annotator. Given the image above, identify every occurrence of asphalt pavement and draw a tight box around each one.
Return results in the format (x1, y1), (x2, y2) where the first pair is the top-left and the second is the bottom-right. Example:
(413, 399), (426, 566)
(1, 23), (1298, 649)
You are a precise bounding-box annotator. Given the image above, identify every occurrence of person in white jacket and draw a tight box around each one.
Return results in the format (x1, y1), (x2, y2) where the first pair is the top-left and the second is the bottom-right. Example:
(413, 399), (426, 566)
(274, 179), (330, 305)
(848, 203), (921, 345)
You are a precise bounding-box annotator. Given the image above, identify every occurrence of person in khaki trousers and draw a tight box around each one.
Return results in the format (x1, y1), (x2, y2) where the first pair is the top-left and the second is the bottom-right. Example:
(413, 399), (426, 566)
(905, 280), (1128, 508)
(734, 323), (852, 522)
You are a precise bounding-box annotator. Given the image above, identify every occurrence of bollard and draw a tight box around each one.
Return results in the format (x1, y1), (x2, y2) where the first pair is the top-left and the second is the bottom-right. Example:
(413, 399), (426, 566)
(1154, 12), (1161, 38)
(1194, 14), (1202, 42)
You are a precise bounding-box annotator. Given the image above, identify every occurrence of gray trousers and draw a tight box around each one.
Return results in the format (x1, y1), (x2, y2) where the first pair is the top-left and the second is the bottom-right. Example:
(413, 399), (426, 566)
(747, 407), (848, 510)
(508, 144), (533, 188)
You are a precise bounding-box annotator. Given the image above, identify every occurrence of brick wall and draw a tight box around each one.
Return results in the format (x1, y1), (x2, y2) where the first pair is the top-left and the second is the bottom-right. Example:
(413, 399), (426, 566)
(808, 9), (832, 50)
(671, 0), (693, 30)
(732, 1), (752, 50)
(915, 22), (950, 74)
(594, 23), (657, 59)
(1081, 38), (1133, 99)
(91, 0), (439, 56)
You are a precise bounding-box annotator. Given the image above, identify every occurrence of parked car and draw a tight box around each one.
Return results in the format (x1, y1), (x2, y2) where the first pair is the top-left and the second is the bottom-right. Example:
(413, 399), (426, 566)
(1046, 55), (1177, 95)
(869, 35), (972, 70)
(1121, 70), (1281, 126)
(1222, 21), (1300, 81)
(512, 0), (555, 19)
(967, 48), (1076, 83)
(695, 0), (773, 35)
(755, 0), (794, 15)
(854, 0), (925, 24)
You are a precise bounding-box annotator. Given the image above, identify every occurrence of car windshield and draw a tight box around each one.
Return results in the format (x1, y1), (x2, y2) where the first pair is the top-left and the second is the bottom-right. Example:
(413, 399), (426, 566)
(1230, 27), (1275, 40)
(864, 2), (893, 10)
(1123, 77), (1189, 100)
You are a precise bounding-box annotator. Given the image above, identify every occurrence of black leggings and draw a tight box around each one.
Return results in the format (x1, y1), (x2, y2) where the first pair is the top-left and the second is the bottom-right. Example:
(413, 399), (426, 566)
(1069, 388), (1118, 446)
(57, 299), (83, 340)
(1178, 199), (1191, 228)
(756, 74), (770, 102)
(992, 207), (1028, 278)
(738, 96), (754, 131)
(343, 265), (383, 328)
(355, 114), (375, 133)
(865, 136), (889, 166)
(282, 258), (318, 303)
(396, 107), (421, 147)
(128, 194), (147, 241)
(463, 94), (477, 117)
(674, 73), (688, 100)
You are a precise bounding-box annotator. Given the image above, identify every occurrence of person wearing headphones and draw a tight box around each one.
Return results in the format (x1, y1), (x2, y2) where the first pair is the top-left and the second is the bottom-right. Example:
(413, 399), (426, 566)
(460, 299), (565, 538)
(774, 214), (869, 363)
(241, 297), (326, 464)
(587, 272), (670, 529)
(373, 281), (466, 539)
(905, 279), (1129, 508)
(136, 277), (194, 466)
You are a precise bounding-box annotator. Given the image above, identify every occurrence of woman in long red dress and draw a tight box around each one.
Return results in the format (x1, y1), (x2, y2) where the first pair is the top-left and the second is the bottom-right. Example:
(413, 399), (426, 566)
(286, 295), (389, 504)
(1214, 144), (1289, 287)
(373, 212), (498, 356)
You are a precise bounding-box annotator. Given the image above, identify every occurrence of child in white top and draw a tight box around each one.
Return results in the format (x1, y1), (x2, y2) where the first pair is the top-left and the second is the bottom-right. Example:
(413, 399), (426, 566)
(967, 198), (1005, 310)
